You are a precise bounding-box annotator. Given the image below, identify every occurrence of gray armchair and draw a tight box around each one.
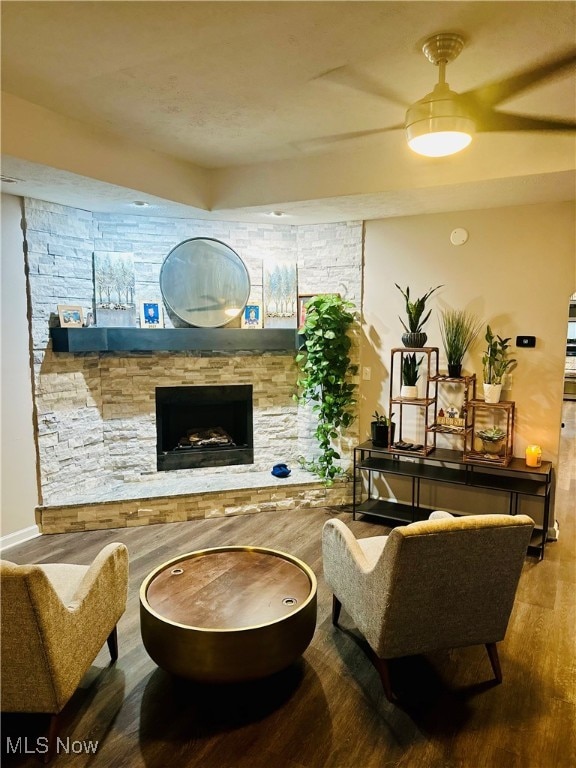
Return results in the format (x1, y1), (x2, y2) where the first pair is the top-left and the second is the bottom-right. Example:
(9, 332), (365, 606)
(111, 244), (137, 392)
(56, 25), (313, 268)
(322, 512), (534, 701)
(1, 543), (129, 760)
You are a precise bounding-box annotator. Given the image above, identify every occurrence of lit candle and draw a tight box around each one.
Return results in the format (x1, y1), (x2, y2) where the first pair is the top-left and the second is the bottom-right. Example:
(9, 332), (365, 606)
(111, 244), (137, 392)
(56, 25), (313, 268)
(525, 445), (542, 467)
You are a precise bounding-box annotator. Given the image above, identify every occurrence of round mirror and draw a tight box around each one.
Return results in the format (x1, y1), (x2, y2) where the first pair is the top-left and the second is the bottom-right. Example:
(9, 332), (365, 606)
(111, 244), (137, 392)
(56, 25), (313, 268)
(160, 238), (250, 328)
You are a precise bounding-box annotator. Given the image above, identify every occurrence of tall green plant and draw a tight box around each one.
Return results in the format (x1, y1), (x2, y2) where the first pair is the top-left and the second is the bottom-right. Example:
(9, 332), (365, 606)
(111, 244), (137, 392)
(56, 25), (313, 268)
(295, 295), (358, 484)
(482, 325), (517, 384)
(439, 309), (483, 366)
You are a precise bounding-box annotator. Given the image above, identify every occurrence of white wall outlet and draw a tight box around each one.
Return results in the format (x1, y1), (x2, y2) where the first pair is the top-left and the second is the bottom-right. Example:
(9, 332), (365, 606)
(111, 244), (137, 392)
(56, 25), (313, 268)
(362, 366), (371, 381)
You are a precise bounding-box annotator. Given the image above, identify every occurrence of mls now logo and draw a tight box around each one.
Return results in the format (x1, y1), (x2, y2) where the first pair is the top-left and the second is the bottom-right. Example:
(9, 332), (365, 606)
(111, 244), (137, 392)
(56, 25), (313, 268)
(6, 736), (99, 755)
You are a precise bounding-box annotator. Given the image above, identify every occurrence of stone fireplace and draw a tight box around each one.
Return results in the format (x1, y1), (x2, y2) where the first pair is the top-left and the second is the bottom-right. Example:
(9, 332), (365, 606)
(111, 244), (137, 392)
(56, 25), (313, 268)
(23, 197), (363, 528)
(156, 384), (253, 471)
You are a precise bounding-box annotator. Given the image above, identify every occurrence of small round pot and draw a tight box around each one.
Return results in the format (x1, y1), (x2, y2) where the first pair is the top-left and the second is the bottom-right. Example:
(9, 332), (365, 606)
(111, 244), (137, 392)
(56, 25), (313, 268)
(400, 385), (418, 399)
(447, 363), (463, 378)
(481, 438), (505, 455)
(483, 383), (502, 404)
(401, 332), (427, 349)
(371, 422), (395, 448)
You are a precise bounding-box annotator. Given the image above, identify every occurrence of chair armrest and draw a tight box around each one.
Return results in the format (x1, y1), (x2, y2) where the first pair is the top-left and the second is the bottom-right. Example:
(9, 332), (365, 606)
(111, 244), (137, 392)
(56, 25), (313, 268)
(68, 543), (129, 616)
(322, 518), (377, 575)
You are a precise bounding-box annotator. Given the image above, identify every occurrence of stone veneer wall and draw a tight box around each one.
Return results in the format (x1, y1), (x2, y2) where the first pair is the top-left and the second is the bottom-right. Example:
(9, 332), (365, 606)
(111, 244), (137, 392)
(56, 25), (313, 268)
(24, 198), (363, 505)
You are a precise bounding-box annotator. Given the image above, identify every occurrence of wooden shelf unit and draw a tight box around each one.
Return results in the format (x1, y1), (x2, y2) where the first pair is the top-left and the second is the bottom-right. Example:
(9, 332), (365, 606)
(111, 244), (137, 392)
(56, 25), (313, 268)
(464, 399), (515, 467)
(388, 347), (439, 456)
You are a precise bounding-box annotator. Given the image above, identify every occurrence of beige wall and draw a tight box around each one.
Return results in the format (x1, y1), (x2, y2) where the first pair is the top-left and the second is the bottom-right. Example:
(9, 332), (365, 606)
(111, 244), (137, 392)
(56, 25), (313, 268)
(1, 193), (39, 538)
(361, 201), (575, 469)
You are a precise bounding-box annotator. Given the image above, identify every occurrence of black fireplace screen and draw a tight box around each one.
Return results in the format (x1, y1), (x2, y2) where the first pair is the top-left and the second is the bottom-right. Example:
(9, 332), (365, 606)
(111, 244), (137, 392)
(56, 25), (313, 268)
(155, 385), (253, 471)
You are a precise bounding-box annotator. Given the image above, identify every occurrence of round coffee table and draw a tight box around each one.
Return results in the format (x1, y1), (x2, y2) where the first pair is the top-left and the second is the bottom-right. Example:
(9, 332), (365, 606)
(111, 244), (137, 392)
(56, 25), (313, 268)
(140, 546), (317, 682)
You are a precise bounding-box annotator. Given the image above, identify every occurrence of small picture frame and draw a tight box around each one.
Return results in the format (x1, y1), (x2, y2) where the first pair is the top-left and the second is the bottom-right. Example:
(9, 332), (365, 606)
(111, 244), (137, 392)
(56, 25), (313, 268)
(58, 305), (84, 328)
(241, 304), (263, 329)
(140, 301), (164, 328)
(298, 295), (316, 329)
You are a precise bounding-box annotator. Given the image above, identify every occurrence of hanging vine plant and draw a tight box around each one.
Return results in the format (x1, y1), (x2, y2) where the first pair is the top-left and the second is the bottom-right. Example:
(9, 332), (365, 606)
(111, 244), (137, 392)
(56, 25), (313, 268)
(295, 294), (358, 484)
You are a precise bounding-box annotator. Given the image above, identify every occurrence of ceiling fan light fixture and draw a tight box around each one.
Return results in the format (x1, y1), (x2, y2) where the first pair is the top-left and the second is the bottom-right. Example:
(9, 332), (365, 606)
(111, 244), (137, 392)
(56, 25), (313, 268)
(407, 124), (474, 157)
(405, 83), (475, 157)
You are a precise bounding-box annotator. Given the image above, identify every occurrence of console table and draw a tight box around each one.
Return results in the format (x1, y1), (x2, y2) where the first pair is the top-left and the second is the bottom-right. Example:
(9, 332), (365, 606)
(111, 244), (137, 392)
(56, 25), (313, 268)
(352, 442), (553, 559)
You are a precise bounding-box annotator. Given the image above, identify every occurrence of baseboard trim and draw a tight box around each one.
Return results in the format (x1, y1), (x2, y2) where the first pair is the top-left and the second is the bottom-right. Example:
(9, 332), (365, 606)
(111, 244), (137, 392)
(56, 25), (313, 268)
(0, 524), (42, 552)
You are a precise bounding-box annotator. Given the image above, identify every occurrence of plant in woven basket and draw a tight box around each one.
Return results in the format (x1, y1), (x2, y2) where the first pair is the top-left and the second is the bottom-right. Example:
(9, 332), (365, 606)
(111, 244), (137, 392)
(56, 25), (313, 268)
(295, 294), (358, 484)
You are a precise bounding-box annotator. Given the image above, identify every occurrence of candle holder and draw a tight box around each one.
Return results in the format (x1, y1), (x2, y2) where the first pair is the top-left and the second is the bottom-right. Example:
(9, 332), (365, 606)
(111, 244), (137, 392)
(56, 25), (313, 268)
(525, 444), (542, 467)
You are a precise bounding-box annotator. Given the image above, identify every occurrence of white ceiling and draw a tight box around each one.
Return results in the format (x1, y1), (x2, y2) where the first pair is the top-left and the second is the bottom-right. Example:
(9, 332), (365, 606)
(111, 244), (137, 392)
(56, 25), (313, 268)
(1, 1), (575, 223)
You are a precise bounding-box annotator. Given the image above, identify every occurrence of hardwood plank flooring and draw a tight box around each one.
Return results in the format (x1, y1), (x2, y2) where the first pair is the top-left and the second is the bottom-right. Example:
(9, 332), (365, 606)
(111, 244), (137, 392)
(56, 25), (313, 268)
(2, 403), (575, 767)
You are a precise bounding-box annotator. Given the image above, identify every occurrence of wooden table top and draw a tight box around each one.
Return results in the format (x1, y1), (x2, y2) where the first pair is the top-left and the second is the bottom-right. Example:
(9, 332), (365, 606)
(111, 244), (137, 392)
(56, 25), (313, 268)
(145, 548), (314, 630)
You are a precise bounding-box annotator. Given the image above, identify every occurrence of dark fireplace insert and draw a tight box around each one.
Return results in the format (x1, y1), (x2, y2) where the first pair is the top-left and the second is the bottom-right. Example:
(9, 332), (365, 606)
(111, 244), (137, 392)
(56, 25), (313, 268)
(156, 385), (253, 471)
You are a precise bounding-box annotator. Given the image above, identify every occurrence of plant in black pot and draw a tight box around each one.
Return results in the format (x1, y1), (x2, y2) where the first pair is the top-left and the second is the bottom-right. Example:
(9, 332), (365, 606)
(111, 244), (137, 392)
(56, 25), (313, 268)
(400, 353), (423, 399)
(371, 410), (395, 447)
(395, 283), (442, 348)
(439, 308), (483, 378)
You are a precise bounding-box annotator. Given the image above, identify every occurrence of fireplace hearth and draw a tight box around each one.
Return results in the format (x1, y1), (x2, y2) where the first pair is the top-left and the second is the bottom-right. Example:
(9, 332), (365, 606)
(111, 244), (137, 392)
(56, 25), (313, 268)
(156, 385), (253, 471)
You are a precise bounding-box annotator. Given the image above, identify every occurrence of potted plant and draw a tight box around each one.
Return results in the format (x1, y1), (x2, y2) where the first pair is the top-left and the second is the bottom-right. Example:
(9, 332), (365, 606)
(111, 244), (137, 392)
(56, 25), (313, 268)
(295, 294), (358, 484)
(395, 283), (442, 348)
(400, 353), (422, 398)
(439, 308), (483, 378)
(371, 410), (395, 447)
(476, 426), (507, 455)
(482, 325), (517, 403)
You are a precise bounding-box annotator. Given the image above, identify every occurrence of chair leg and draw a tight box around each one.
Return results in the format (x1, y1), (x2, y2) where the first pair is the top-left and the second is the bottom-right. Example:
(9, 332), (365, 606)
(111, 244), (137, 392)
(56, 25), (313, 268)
(373, 656), (397, 703)
(332, 595), (342, 626)
(486, 642), (502, 684)
(107, 625), (119, 662)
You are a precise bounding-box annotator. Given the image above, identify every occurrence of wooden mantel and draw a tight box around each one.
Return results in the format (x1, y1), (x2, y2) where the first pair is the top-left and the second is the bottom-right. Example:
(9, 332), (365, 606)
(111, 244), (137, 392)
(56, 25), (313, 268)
(49, 327), (300, 353)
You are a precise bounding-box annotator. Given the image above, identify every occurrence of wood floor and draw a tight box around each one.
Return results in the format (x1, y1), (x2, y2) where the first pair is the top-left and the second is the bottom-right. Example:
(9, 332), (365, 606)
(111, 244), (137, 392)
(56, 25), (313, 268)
(2, 403), (575, 767)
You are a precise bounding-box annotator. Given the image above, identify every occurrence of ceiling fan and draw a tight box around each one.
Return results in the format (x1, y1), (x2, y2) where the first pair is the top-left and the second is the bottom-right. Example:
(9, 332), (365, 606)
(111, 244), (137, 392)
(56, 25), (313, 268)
(300, 33), (576, 157)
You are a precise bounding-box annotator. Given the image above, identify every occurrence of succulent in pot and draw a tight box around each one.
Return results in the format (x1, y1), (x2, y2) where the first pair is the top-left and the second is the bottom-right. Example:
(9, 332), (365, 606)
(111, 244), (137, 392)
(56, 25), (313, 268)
(477, 426), (507, 454)
(438, 308), (483, 378)
(395, 283), (442, 348)
(371, 410), (395, 447)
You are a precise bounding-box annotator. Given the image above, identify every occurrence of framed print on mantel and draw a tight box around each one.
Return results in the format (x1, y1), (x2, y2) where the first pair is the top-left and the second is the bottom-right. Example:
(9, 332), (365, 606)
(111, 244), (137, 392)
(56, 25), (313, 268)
(241, 304), (263, 329)
(263, 256), (297, 328)
(58, 305), (84, 328)
(140, 301), (164, 328)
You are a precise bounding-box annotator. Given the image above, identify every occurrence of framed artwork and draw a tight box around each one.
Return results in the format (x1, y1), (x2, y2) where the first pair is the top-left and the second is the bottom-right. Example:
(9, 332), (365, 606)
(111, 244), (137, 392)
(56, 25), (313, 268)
(241, 304), (262, 329)
(58, 305), (84, 328)
(140, 301), (164, 328)
(93, 251), (136, 327)
(263, 257), (297, 328)
(298, 295), (315, 329)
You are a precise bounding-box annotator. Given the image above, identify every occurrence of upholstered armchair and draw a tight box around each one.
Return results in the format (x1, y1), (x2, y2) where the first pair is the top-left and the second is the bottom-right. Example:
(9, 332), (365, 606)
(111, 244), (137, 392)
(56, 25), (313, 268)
(1, 543), (129, 759)
(322, 512), (534, 701)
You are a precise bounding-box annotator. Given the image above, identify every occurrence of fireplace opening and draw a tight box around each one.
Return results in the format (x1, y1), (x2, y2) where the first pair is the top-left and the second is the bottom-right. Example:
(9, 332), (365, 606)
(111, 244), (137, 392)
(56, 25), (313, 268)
(156, 385), (253, 471)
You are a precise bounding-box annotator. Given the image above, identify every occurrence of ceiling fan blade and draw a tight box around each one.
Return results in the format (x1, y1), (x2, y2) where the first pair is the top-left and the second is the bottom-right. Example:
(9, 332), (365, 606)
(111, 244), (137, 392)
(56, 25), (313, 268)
(462, 49), (576, 108)
(312, 65), (408, 108)
(292, 124), (403, 152)
(472, 109), (576, 133)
